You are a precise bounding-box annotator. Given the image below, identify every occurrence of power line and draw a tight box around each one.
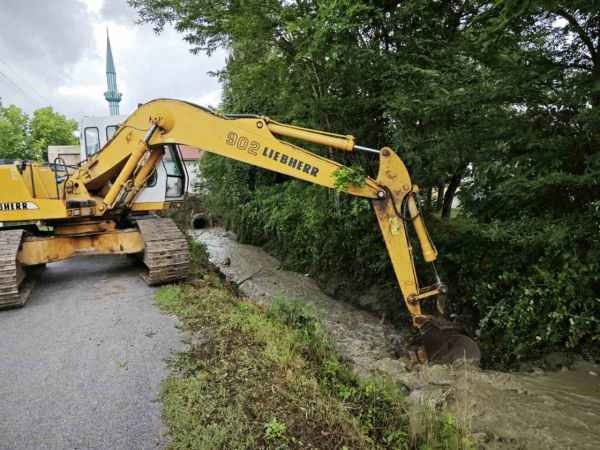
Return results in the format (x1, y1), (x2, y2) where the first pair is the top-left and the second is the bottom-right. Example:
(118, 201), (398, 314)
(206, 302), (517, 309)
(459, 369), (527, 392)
(0, 56), (50, 105)
(0, 69), (41, 106)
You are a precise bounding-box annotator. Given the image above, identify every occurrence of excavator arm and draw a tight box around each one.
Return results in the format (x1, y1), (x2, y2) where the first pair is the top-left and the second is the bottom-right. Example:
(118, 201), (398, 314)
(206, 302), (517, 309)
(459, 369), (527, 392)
(71, 99), (479, 362)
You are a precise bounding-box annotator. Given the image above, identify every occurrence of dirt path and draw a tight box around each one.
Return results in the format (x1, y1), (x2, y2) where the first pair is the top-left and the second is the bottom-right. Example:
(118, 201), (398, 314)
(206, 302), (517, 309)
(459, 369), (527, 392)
(193, 227), (600, 450)
(0, 255), (184, 450)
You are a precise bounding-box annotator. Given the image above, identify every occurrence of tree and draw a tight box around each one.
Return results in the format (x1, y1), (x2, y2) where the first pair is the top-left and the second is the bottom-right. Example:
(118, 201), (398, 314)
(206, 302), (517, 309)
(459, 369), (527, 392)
(0, 104), (28, 160)
(455, 1), (600, 221)
(0, 104), (77, 161)
(29, 107), (78, 161)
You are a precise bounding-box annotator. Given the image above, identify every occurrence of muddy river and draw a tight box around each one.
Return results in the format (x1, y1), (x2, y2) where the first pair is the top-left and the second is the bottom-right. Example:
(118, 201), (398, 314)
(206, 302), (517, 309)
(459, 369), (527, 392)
(192, 227), (600, 449)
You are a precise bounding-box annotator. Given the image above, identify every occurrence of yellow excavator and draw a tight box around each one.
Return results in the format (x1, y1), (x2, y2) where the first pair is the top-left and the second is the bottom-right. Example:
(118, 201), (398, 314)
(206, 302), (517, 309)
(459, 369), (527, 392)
(0, 99), (479, 363)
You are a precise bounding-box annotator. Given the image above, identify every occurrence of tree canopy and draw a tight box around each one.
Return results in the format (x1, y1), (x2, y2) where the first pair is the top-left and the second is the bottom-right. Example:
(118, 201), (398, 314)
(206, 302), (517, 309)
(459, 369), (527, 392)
(130, 0), (600, 366)
(0, 103), (78, 161)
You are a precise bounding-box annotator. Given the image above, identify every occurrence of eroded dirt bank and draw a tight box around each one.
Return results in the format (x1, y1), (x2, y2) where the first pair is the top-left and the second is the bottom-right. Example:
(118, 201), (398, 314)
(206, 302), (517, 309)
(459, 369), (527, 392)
(192, 227), (600, 450)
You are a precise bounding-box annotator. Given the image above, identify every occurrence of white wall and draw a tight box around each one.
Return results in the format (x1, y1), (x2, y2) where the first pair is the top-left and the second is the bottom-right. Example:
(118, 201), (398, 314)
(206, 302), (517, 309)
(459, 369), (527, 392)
(47, 145), (80, 166)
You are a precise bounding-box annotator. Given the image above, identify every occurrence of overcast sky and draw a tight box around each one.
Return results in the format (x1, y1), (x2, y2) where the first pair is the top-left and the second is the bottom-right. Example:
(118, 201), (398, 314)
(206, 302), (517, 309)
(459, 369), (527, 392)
(0, 0), (225, 120)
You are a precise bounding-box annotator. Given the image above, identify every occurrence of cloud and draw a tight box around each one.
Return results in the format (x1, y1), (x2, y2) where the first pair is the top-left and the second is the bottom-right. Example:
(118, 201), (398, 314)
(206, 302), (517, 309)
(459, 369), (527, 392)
(0, 0), (94, 76)
(0, 0), (224, 122)
(190, 90), (223, 109)
(100, 0), (138, 22)
(0, 0), (95, 109)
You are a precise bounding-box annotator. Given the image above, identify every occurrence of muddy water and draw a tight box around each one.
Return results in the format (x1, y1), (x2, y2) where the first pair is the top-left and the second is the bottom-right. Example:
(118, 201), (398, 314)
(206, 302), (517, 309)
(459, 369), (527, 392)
(192, 227), (600, 450)
(445, 364), (600, 449)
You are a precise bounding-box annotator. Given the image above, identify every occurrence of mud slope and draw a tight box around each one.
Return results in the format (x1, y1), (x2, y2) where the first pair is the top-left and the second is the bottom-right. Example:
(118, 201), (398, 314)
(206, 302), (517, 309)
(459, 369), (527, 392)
(193, 227), (600, 450)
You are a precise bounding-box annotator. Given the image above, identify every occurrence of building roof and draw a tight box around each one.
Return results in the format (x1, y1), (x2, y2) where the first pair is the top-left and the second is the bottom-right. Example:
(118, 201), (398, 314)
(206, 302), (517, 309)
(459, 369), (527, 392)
(179, 145), (203, 160)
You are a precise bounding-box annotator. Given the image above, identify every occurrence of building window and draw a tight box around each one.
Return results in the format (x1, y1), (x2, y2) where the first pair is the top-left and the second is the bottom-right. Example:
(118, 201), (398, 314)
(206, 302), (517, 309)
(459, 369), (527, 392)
(84, 127), (100, 157)
(106, 125), (118, 141)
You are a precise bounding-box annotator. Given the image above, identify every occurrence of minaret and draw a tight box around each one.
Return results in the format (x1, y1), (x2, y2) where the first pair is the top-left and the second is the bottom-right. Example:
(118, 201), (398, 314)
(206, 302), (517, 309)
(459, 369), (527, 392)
(104, 30), (122, 116)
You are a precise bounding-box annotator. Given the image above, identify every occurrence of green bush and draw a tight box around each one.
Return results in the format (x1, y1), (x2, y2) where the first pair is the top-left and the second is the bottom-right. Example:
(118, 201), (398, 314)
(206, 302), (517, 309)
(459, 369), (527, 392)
(432, 215), (600, 367)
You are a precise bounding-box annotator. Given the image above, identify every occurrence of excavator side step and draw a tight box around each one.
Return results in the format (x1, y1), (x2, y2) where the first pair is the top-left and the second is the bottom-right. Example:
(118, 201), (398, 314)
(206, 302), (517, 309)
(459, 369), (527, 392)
(0, 230), (34, 308)
(137, 218), (189, 286)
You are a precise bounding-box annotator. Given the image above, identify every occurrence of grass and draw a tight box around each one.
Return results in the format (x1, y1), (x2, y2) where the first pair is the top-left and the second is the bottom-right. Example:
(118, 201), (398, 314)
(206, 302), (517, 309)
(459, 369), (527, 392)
(155, 241), (472, 449)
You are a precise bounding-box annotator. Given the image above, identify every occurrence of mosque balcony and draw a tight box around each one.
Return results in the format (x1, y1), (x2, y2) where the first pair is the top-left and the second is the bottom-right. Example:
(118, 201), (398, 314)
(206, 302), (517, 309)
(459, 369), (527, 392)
(104, 91), (123, 102)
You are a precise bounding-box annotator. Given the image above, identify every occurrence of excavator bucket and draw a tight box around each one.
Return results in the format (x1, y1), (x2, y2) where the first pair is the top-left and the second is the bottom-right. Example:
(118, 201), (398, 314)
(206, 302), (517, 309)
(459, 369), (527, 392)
(413, 320), (481, 365)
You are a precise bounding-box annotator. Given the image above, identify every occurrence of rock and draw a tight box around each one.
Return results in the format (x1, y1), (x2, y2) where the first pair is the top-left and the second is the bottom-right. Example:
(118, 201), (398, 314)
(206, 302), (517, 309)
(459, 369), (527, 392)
(408, 388), (425, 404)
(224, 231), (237, 240)
(189, 278), (206, 289)
(372, 357), (408, 376)
(589, 371), (598, 377)
(423, 364), (455, 385)
(570, 358), (600, 372)
(471, 432), (491, 443)
(144, 330), (157, 338)
(320, 275), (342, 297)
(357, 287), (380, 309)
(518, 352), (575, 372)
(407, 385), (448, 408)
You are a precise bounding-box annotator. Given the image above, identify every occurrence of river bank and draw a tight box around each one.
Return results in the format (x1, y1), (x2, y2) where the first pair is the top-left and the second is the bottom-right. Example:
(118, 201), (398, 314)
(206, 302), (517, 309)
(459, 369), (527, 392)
(191, 227), (600, 450)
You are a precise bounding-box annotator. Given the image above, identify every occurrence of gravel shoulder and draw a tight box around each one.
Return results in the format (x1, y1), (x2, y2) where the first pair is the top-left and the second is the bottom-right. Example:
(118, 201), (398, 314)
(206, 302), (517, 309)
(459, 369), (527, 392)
(0, 255), (184, 450)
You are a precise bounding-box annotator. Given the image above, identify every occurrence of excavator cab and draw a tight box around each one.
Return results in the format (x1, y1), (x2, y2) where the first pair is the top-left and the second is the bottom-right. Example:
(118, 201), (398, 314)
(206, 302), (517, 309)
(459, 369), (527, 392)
(132, 144), (188, 209)
(79, 116), (188, 211)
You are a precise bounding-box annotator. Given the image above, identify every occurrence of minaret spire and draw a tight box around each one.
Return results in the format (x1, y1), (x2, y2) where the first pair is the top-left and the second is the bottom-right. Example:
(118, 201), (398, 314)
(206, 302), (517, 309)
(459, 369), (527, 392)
(104, 29), (122, 116)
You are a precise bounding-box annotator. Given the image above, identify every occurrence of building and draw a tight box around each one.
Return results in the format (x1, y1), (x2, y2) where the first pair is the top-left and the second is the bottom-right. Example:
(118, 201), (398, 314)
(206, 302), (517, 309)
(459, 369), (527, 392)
(47, 145), (80, 166)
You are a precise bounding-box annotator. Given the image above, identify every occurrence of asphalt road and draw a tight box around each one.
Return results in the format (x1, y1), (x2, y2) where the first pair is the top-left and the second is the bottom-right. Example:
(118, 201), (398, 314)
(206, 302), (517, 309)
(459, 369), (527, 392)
(0, 255), (184, 450)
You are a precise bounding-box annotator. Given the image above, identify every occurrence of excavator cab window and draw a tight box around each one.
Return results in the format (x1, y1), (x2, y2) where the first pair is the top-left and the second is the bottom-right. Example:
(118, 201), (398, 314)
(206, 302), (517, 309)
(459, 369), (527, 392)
(106, 125), (118, 141)
(147, 168), (157, 187)
(84, 127), (100, 157)
(163, 145), (185, 198)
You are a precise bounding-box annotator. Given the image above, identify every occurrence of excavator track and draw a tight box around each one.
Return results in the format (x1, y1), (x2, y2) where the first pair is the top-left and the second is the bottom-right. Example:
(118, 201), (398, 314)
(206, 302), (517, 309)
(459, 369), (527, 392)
(137, 218), (189, 285)
(0, 229), (32, 308)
